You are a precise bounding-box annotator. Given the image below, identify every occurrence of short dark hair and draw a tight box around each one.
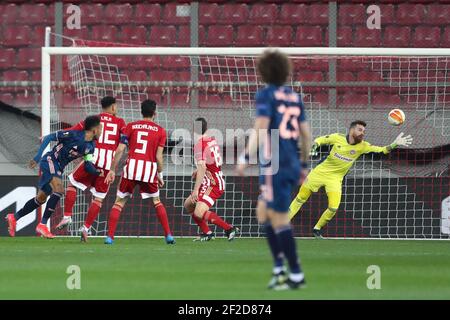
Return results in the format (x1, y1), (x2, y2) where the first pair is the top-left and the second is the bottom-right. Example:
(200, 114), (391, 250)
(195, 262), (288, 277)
(141, 99), (157, 117)
(194, 117), (207, 135)
(101, 96), (116, 109)
(84, 115), (101, 131)
(257, 50), (291, 86)
(349, 120), (367, 129)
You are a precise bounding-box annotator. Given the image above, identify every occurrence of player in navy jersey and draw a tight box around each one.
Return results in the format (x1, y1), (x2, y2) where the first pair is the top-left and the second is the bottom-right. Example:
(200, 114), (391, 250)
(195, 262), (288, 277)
(5, 115), (103, 238)
(237, 50), (312, 290)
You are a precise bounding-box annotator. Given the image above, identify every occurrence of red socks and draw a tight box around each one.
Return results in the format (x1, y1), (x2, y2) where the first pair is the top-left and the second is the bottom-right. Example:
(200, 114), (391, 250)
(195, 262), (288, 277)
(155, 202), (171, 236)
(63, 186), (77, 217)
(191, 214), (211, 234)
(84, 199), (102, 229)
(203, 210), (232, 231)
(107, 203), (123, 239)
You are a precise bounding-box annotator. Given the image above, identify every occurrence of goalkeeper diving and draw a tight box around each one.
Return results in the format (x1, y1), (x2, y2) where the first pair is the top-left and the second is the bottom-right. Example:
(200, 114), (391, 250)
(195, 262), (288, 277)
(288, 120), (413, 238)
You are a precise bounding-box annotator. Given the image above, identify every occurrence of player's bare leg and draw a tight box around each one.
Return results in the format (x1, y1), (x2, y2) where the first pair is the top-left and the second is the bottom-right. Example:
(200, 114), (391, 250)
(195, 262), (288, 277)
(55, 182), (77, 230)
(194, 201), (238, 241)
(184, 195), (213, 241)
(152, 196), (175, 244)
(79, 196), (104, 243)
(105, 196), (127, 244)
(37, 177), (64, 239)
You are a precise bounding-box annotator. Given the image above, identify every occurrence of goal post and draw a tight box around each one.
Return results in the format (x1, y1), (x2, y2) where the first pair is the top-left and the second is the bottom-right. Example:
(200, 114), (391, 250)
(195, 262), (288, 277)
(41, 42), (450, 239)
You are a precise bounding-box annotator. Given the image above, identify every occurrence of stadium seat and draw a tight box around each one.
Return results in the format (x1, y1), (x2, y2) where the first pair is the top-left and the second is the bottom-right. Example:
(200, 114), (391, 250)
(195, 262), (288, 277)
(198, 25), (206, 46)
(16, 48), (40, 69)
(162, 56), (191, 69)
(177, 25), (191, 46)
(162, 3), (190, 24)
(78, 4), (104, 24)
(0, 49), (15, 70)
(18, 3), (47, 24)
(199, 3), (220, 25)
(220, 4), (249, 24)
(337, 71), (355, 82)
(297, 71), (324, 82)
(91, 25), (119, 43)
(310, 92), (328, 107)
(354, 27), (382, 47)
(336, 27), (353, 47)
(174, 71), (191, 82)
(337, 57), (367, 72)
(134, 56), (161, 70)
(120, 26), (147, 45)
(127, 70), (148, 81)
(279, 4), (307, 25)
(357, 71), (383, 82)
(383, 26), (411, 47)
(378, 4), (395, 23)
(308, 57), (329, 72)
(338, 4), (365, 25)
(134, 4), (161, 24)
(33, 27), (46, 47)
(104, 4), (133, 23)
(15, 92), (39, 107)
(425, 4), (450, 25)
(412, 27), (441, 48)
(265, 26), (293, 47)
(442, 27), (450, 47)
(235, 26), (264, 46)
(149, 26), (176, 46)
(248, 4), (278, 24)
(170, 93), (190, 108)
(0, 4), (18, 24)
(338, 92), (369, 108)
(206, 25), (234, 47)
(1, 70), (29, 82)
(372, 93), (402, 109)
(307, 4), (328, 25)
(199, 94), (223, 108)
(2, 26), (32, 47)
(108, 56), (133, 69)
(0, 93), (14, 105)
(396, 4), (425, 25)
(294, 26), (323, 46)
(31, 71), (41, 81)
(63, 26), (89, 41)
(150, 70), (176, 82)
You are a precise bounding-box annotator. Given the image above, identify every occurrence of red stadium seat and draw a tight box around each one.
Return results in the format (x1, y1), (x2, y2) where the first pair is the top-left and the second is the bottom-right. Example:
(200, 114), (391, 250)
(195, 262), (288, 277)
(31, 71), (41, 81)
(396, 4), (425, 25)
(104, 4), (133, 23)
(108, 56), (133, 69)
(63, 26), (89, 41)
(18, 3), (47, 24)
(307, 4), (328, 25)
(78, 4), (104, 24)
(33, 27), (46, 47)
(150, 70), (176, 82)
(294, 26), (324, 46)
(235, 26), (264, 46)
(338, 92), (369, 108)
(127, 70), (148, 81)
(1, 70), (29, 82)
(279, 4), (307, 25)
(425, 5), (450, 25)
(177, 25), (191, 46)
(378, 4), (395, 23)
(0, 49), (15, 69)
(199, 94), (223, 108)
(248, 4), (278, 24)
(297, 71), (324, 82)
(372, 93), (402, 109)
(357, 71), (383, 82)
(337, 27), (353, 47)
(383, 26), (411, 47)
(162, 56), (190, 69)
(220, 4), (249, 24)
(134, 4), (161, 24)
(310, 92), (328, 107)
(149, 26), (176, 46)
(206, 25), (234, 47)
(337, 71), (355, 82)
(0, 93), (14, 105)
(199, 3), (220, 25)
(174, 71), (191, 82)
(134, 56), (161, 70)
(0, 4), (18, 24)
(412, 27), (441, 48)
(91, 25), (119, 43)
(162, 3), (190, 25)
(120, 26), (147, 45)
(354, 27), (382, 47)
(199, 25), (206, 46)
(265, 26), (293, 47)
(308, 57), (329, 72)
(16, 48), (40, 69)
(442, 27), (450, 47)
(171, 94), (190, 108)
(2, 26), (32, 47)
(337, 57), (367, 72)
(15, 92), (39, 107)
(338, 4), (365, 25)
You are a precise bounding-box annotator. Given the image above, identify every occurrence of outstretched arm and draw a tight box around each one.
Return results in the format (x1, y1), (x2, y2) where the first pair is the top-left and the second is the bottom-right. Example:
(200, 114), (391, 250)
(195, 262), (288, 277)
(365, 132), (413, 154)
(310, 133), (338, 157)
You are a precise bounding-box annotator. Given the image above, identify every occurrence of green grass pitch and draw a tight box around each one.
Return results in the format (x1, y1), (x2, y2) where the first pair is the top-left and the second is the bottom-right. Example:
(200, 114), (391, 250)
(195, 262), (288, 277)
(1, 237), (449, 300)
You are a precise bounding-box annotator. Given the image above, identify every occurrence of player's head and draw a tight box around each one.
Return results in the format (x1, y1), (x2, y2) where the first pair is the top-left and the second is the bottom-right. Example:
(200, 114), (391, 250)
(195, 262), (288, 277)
(141, 99), (157, 119)
(194, 117), (207, 140)
(101, 96), (117, 115)
(84, 115), (102, 140)
(257, 49), (292, 86)
(349, 120), (367, 143)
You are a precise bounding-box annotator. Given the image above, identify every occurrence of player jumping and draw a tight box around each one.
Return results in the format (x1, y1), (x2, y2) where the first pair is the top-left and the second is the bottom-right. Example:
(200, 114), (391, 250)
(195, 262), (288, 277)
(237, 50), (312, 290)
(288, 121), (413, 238)
(103, 99), (174, 245)
(183, 117), (238, 242)
(55, 96), (127, 242)
(5, 115), (103, 238)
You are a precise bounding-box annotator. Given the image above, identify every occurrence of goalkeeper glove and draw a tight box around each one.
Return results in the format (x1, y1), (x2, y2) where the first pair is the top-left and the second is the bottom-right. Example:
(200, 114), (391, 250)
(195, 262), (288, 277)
(310, 143), (319, 157)
(391, 132), (413, 148)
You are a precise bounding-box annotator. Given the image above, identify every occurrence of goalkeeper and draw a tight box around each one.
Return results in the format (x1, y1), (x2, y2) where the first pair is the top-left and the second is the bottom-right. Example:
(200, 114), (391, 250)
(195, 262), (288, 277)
(288, 120), (413, 238)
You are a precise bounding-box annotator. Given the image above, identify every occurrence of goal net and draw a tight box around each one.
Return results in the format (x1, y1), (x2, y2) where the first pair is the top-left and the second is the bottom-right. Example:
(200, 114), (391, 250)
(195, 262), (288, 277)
(44, 37), (450, 239)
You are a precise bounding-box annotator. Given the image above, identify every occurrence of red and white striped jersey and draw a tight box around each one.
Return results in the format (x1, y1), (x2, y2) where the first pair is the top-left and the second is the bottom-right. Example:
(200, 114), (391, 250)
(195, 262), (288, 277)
(122, 119), (166, 183)
(69, 112), (126, 171)
(194, 136), (225, 191)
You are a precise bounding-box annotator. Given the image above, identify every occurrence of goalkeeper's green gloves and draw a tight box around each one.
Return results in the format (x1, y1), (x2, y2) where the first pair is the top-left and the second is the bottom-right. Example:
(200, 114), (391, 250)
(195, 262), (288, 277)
(391, 132), (413, 149)
(310, 143), (319, 157)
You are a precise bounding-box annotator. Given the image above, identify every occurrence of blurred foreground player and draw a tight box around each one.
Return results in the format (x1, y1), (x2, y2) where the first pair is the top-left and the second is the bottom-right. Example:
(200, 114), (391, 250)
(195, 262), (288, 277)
(183, 117), (238, 242)
(103, 100), (174, 245)
(289, 121), (413, 238)
(5, 115), (102, 238)
(55, 97), (127, 242)
(236, 50), (312, 290)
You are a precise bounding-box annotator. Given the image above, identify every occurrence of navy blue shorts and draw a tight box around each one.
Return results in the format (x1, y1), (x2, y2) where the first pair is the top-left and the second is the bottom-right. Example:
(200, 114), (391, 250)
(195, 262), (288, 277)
(259, 166), (300, 213)
(38, 156), (63, 195)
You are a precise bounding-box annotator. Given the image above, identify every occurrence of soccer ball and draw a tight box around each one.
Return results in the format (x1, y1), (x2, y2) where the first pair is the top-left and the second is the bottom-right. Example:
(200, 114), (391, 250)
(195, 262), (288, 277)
(388, 109), (405, 126)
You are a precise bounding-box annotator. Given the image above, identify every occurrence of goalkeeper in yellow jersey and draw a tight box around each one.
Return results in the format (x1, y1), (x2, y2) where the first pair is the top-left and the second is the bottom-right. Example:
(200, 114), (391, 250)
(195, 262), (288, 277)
(288, 120), (413, 239)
